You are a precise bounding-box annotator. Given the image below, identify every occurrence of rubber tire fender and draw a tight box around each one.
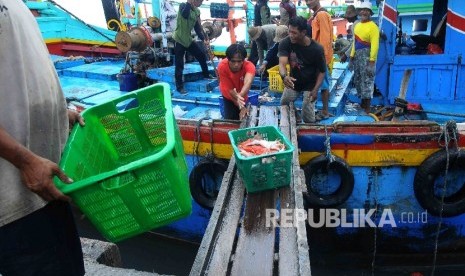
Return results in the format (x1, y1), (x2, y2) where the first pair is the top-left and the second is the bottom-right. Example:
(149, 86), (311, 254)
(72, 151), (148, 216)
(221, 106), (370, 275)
(189, 158), (228, 210)
(303, 155), (354, 207)
(414, 149), (465, 217)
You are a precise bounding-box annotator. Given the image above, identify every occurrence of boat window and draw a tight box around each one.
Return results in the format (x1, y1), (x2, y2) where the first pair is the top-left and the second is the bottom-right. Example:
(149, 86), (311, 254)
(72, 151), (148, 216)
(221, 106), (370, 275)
(408, 13), (446, 55)
(412, 19), (428, 33)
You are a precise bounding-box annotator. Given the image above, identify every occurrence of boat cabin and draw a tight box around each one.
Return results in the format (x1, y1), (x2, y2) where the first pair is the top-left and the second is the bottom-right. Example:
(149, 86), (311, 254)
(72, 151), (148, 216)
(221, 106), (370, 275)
(376, 0), (465, 109)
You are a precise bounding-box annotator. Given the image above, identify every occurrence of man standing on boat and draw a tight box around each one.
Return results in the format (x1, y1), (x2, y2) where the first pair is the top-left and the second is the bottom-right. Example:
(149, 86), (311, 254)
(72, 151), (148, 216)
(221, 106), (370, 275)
(258, 25), (289, 78)
(249, 0), (271, 65)
(306, 0), (334, 120)
(247, 24), (277, 67)
(278, 16), (326, 123)
(173, 0), (214, 94)
(349, 1), (379, 113)
(218, 44), (256, 120)
(338, 5), (359, 63)
(254, 0), (271, 26)
(0, 0), (85, 274)
(279, 0), (296, 26)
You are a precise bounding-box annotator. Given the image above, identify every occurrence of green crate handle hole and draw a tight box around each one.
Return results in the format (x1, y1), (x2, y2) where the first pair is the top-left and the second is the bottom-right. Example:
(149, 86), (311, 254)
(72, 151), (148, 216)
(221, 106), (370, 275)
(115, 98), (139, 113)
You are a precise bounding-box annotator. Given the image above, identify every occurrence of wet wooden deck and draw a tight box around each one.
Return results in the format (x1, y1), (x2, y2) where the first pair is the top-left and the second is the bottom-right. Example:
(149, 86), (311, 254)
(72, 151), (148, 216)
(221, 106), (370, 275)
(190, 104), (310, 276)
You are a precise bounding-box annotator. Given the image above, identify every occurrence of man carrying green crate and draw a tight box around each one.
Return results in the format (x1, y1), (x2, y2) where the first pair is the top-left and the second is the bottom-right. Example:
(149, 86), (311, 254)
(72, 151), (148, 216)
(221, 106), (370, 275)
(278, 16), (326, 123)
(0, 0), (85, 274)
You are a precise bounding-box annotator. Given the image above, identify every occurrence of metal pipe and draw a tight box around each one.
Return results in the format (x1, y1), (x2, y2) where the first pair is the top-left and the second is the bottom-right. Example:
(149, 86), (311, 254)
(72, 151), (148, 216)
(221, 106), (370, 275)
(149, 32), (173, 41)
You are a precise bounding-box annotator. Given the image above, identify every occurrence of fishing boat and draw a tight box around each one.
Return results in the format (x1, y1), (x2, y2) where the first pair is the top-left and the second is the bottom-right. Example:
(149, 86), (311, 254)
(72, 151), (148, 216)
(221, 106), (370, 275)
(304, 0), (465, 272)
(28, 0), (465, 272)
(29, 0), (120, 56)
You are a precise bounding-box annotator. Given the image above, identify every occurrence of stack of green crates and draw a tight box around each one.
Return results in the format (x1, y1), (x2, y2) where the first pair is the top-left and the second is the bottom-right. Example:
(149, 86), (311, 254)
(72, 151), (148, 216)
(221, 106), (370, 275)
(55, 83), (191, 242)
(228, 126), (294, 193)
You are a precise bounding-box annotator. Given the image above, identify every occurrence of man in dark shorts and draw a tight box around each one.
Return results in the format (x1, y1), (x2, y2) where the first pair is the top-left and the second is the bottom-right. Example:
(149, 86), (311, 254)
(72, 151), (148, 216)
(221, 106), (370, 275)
(0, 0), (85, 274)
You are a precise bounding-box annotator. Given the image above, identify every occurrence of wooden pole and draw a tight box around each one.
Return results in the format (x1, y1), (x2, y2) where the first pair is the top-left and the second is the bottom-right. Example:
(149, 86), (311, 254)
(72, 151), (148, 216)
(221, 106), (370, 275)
(392, 69), (412, 121)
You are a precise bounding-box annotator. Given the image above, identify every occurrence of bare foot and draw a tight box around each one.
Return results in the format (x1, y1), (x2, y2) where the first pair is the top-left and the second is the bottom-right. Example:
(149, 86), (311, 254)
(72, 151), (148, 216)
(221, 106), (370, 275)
(321, 111), (334, 117)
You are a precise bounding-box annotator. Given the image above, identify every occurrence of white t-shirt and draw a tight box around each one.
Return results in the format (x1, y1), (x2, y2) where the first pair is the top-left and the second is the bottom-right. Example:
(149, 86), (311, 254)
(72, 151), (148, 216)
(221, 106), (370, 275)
(0, 0), (68, 226)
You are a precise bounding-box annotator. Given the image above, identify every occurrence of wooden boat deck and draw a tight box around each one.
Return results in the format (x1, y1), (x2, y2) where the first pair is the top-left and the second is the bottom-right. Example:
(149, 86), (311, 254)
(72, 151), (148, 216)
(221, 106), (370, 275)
(190, 104), (310, 276)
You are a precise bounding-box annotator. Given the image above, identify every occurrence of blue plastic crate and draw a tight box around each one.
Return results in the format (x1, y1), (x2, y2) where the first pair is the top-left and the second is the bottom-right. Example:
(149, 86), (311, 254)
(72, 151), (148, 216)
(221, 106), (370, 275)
(210, 3), (229, 19)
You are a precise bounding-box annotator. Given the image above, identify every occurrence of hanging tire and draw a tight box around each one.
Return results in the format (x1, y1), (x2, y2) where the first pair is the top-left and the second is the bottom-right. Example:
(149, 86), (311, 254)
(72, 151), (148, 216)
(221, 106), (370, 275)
(414, 149), (465, 217)
(189, 158), (228, 210)
(302, 155), (354, 207)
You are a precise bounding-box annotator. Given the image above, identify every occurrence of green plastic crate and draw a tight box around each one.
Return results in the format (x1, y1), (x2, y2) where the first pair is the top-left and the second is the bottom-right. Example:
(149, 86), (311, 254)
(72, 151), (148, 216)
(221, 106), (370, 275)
(228, 126), (294, 193)
(55, 83), (191, 242)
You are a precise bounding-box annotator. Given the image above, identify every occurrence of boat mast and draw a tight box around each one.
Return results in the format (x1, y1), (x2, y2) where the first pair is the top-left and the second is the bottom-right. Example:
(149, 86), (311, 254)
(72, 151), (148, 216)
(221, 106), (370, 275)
(227, 0), (237, 44)
(101, 0), (120, 28)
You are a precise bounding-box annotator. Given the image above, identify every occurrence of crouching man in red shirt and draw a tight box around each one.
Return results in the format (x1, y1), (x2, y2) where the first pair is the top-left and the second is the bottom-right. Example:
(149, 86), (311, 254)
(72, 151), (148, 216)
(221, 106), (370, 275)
(218, 44), (256, 120)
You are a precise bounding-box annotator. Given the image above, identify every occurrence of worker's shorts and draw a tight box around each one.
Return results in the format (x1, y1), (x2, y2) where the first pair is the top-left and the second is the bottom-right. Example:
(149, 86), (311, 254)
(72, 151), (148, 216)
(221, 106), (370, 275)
(0, 201), (85, 276)
(320, 66), (331, 91)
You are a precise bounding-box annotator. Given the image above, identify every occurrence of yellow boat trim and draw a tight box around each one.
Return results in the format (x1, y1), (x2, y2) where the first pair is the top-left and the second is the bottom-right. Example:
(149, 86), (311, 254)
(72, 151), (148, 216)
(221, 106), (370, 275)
(44, 38), (116, 47)
(183, 141), (233, 160)
(44, 38), (62, 44)
(184, 141), (444, 167)
(299, 148), (441, 167)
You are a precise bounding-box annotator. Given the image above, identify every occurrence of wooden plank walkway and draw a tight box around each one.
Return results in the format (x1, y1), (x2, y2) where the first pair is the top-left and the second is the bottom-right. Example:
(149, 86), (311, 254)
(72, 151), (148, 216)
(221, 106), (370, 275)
(190, 104), (311, 276)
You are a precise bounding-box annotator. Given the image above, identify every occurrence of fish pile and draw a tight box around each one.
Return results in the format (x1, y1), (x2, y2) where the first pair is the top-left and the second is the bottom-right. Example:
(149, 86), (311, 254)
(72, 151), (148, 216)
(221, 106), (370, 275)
(237, 137), (286, 157)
